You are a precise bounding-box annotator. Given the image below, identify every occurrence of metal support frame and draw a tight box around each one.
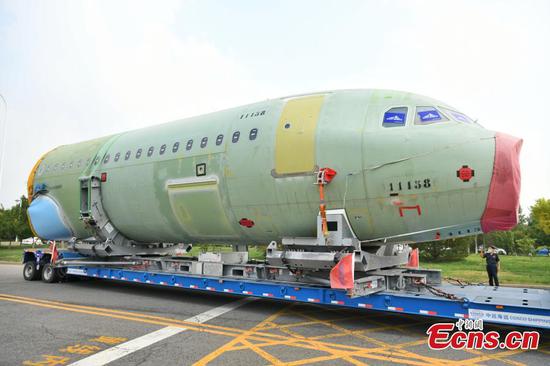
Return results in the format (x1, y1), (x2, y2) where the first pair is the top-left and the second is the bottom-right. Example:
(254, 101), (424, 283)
(266, 210), (411, 273)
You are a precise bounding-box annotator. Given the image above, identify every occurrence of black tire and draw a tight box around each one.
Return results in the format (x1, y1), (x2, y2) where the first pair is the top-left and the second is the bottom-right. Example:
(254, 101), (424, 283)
(23, 261), (40, 281)
(41, 263), (59, 283)
(56, 267), (68, 281)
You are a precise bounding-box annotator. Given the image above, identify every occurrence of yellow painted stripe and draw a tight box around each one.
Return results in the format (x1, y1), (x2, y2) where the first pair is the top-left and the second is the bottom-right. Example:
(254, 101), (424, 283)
(0, 294), (237, 338)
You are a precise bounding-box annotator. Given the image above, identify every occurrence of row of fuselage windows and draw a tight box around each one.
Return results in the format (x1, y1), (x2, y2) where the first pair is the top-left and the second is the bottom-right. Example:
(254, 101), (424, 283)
(382, 106), (474, 128)
(41, 128), (259, 174)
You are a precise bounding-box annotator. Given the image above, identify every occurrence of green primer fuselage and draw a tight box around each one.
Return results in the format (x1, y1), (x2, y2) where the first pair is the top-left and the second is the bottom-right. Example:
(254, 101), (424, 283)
(29, 89), (497, 245)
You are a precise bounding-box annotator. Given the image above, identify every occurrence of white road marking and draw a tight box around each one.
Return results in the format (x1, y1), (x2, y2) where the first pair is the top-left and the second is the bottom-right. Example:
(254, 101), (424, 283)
(69, 297), (253, 366)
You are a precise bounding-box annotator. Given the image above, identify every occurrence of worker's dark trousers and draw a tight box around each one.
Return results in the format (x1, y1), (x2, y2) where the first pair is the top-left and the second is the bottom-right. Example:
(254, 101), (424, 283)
(486, 264), (499, 286)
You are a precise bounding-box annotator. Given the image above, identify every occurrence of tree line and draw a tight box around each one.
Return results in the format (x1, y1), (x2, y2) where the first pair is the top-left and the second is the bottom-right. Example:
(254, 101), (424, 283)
(418, 198), (550, 261)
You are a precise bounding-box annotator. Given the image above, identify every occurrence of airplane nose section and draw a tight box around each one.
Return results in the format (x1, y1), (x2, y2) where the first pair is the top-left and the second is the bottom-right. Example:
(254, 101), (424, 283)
(481, 132), (523, 233)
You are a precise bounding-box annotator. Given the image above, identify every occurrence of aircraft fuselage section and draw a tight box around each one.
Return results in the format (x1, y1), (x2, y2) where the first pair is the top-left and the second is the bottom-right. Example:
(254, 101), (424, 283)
(27, 89), (521, 245)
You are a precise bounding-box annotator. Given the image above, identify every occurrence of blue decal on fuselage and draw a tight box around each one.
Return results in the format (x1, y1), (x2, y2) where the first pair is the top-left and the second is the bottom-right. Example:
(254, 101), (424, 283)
(418, 109), (442, 122)
(27, 195), (72, 240)
(383, 112), (406, 124)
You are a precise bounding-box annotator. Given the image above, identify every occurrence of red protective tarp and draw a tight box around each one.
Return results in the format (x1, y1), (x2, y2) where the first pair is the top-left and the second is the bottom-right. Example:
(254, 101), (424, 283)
(481, 133), (523, 233)
(330, 254), (355, 289)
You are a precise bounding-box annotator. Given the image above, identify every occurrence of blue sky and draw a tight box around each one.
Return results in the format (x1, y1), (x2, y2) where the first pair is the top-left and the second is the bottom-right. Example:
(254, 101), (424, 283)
(0, 0), (549, 210)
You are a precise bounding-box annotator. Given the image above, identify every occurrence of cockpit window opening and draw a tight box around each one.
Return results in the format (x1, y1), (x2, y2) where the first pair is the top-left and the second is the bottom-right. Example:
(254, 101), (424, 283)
(414, 106), (449, 125)
(439, 106), (474, 124)
(382, 107), (408, 128)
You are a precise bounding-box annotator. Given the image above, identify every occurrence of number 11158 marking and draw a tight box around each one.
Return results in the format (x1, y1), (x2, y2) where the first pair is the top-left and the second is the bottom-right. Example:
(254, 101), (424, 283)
(389, 178), (432, 192)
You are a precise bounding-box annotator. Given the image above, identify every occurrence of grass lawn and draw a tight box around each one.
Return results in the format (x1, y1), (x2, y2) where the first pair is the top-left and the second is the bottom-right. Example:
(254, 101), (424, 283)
(421, 254), (550, 286)
(0, 245), (49, 262)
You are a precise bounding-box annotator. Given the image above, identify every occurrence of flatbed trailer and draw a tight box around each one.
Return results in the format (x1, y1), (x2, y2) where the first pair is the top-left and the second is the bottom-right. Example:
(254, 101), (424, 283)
(22, 249), (550, 330)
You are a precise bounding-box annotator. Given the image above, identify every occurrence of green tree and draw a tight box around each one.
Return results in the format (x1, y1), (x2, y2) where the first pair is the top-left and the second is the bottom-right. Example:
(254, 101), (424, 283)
(0, 195), (33, 241)
(531, 198), (550, 235)
(483, 230), (514, 253)
(515, 237), (536, 255)
(417, 237), (470, 262)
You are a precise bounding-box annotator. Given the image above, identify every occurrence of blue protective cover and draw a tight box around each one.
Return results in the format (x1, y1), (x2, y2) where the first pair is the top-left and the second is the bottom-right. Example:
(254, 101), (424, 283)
(27, 195), (73, 240)
(418, 109), (442, 122)
(383, 112), (406, 124)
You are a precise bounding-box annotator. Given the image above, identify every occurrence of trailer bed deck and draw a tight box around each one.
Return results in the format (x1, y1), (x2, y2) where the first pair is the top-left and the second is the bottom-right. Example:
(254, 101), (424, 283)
(65, 265), (550, 330)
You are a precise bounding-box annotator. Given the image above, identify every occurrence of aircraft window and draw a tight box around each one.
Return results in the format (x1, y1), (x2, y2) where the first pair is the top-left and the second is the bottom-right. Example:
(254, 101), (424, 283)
(125, 151), (131, 160)
(249, 128), (258, 140)
(216, 134), (224, 146)
(53, 163), (59, 171)
(61, 162), (66, 170)
(383, 107), (407, 127)
(114, 153), (120, 162)
(200, 137), (208, 148)
(160, 144), (166, 155)
(69, 161), (73, 169)
(232, 131), (240, 143)
(415, 106), (449, 125)
(77, 160), (82, 168)
(172, 142), (179, 153)
(103, 155), (110, 164)
(147, 146), (154, 157)
(136, 148), (142, 159)
(186, 139), (193, 151)
(439, 107), (473, 123)
(93, 157), (100, 165)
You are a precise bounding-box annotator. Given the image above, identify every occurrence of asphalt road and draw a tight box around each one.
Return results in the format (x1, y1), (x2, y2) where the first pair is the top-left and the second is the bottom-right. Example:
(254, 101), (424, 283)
(0, 263), (548, 366)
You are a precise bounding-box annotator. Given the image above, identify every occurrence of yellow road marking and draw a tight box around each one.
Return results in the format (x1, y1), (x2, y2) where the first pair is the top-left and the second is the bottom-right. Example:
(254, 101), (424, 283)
(288, 309), (449, 366)
(0, 295), (238, 338)
(1, 292), (543, 366)
(193, 305), (290, 366)
(0, 293), (402, 355)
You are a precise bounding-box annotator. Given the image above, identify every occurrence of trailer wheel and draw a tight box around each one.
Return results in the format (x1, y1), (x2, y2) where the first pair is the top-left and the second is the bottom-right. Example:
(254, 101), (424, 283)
(41, 263), (59, 283)
(23, 262), (40, 281)
(57, 267), (68, 281)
